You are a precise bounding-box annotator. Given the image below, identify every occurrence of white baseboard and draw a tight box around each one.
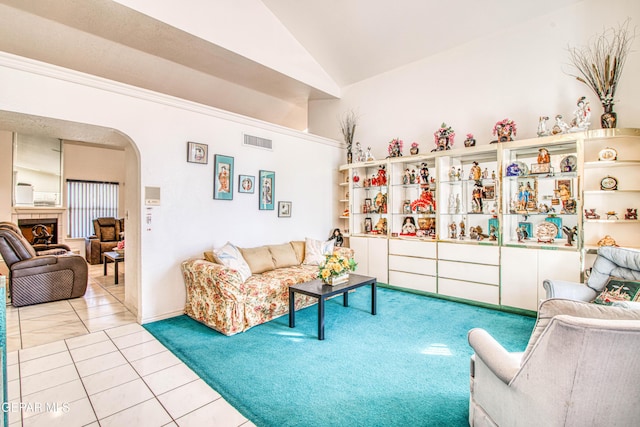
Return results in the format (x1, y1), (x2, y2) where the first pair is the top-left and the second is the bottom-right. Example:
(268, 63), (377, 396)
(140, 309), (184, 325)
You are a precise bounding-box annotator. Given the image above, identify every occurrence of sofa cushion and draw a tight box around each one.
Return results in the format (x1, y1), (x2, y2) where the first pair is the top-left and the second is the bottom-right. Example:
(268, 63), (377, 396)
(290, 241), (305, 264)
(240, 246), (276, 274)
(268, 243), (299, 269)
(213, 242), (251, 282)
(594, 277), (640, 305)
(303, 237), (335, 266)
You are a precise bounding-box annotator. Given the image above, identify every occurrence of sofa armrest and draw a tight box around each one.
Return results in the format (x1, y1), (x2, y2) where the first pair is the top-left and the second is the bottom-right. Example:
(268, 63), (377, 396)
(542, 279), (597, 301)
(181, 259), (245, 302)
(468, 328), (521, 385)
(33, 243), (71, 252)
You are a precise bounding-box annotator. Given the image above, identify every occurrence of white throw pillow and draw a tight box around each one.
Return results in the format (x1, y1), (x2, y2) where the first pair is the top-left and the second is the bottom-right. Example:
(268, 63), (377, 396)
(213, 242), (252, 282)
(303, 238), (335, 265)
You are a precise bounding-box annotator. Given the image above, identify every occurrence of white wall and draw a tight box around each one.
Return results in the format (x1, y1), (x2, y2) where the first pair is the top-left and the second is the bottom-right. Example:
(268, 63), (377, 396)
(0, 54), (343, 323)
(308, 0), (640, 159)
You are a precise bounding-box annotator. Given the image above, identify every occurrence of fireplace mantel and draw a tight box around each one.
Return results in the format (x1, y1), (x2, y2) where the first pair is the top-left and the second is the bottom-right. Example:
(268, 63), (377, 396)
(12, 207), (68, 244)
(13, 207), (66, 214)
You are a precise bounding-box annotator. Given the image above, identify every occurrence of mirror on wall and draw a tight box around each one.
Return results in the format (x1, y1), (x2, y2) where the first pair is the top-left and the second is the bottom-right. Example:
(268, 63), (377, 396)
(12, 133), (63, 207)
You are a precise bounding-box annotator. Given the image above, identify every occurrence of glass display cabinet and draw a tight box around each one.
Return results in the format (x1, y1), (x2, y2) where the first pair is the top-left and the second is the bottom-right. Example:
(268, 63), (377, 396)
(436, 146), (498, 245)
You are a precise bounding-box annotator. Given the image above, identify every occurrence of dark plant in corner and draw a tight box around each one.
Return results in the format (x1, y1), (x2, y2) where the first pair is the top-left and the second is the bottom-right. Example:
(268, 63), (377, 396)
(567, 20), (635, 128)
(339, 110), (358, 163)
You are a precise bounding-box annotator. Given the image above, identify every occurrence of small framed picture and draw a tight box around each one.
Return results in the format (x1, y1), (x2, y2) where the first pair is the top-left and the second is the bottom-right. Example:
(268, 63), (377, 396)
(555, 179), (572, 198)
(364, 217), (373, 233)
(278, 201), (291, 217)
(213, 155), (234, 200)
(187, 141), (208, 164)
(259, 170), (275, 210)
(530, 162), (551, 174)
(238, 175), (255, 194)
(483, 184), (496, 200)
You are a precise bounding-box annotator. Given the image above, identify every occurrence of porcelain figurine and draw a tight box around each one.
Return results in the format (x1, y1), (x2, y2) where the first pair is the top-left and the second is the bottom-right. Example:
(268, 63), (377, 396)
(537, 116), (550, 137)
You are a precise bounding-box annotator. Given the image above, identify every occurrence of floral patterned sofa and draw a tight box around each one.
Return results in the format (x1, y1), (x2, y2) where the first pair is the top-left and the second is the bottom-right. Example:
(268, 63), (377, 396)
(181, 239), (353, 336)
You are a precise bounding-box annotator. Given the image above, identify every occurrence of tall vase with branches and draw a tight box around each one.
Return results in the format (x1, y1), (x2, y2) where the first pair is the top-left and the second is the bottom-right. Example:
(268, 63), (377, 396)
(567, 20), (635, 128)
(339, 110), (358, 164)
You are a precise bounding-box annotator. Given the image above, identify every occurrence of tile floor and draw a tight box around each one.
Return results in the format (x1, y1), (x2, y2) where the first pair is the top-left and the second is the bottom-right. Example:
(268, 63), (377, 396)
(5, 264), (254, 427)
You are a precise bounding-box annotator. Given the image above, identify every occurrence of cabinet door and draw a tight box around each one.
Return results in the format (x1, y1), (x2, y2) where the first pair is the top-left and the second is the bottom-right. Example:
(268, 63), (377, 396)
(368, 237), (388, 283)
(350, 237), (369, 276)
(501, 247), (539, 311)
(537, 250), (580, 300)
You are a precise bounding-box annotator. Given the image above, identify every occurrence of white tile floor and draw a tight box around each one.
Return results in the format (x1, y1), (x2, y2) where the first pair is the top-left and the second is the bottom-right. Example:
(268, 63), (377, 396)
(6, 264), (254, 427)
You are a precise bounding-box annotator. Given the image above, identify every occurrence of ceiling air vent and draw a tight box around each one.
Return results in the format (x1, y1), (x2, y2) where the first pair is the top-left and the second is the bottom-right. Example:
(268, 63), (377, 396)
(243, 134), (273, 150)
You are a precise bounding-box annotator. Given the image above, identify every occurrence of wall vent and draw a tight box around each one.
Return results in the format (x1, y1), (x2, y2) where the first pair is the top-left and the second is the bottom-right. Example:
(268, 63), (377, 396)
(243, 134), (273, 150)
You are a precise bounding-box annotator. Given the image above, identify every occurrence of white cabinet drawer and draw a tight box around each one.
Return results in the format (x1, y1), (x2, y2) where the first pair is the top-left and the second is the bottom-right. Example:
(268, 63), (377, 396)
(389, 239), (436, 258)
(438, 278), (499, 305)
(438, 260), (499, 285)
(389, 271), (437, 293)
(389, 255), (436, 275)
(438, 243), (499, 265)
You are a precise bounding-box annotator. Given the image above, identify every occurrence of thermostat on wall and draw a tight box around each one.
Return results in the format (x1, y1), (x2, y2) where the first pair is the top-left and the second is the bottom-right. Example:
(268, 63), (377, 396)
(145, 186), (161, 206)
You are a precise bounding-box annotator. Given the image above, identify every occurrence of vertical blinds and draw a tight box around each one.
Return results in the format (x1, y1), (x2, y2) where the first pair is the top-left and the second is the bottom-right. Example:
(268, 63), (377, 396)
(67, 180), (119, 238)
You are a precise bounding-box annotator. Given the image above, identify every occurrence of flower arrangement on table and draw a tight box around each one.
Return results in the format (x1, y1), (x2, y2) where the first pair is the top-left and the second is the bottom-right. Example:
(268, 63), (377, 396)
(318, 254), (357, 285)
(115, 240), (125, 255)
(493, 118), (517, 142)
(388, 138), (403, 157)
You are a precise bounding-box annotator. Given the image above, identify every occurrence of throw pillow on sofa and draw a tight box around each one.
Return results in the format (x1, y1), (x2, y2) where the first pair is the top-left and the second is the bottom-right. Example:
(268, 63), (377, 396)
(303, 237), (335, 265)
(593, 277), (640, 305)
(240, 246), (276, 274)
(268, 243), (299, 268)
(213, 242), (252, 282)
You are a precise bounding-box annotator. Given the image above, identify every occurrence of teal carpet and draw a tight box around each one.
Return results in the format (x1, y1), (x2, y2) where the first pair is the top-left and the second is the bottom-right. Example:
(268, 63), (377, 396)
(144, 287), (535, 427)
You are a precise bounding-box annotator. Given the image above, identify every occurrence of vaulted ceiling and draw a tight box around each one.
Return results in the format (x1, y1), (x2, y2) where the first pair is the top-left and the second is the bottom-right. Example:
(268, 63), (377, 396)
(0, 0), (581, 128)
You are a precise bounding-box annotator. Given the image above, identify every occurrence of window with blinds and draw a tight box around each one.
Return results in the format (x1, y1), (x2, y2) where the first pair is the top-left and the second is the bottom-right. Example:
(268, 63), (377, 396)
(67, 180), (119, 238)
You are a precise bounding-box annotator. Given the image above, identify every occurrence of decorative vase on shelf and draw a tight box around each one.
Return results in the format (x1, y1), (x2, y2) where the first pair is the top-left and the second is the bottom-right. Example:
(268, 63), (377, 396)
(347, 150), (353, 164)
(600, 103), (617, 129)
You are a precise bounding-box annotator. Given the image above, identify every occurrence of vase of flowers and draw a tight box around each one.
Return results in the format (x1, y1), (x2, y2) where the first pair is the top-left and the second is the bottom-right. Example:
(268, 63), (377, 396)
(433, 123), (455, 151)
(115, 240), (125, 255)
(318, 254), (357, 285)
(492, 119), (517, 143)
(388, 138), (403, 157)
(567, 20), (634, 129)
(410, 142), (419, 155)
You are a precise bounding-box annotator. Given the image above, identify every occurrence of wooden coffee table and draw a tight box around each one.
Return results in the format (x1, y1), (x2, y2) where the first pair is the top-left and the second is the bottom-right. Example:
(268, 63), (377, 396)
(288, 273), (377, 340)
(103, 251), (125, 284)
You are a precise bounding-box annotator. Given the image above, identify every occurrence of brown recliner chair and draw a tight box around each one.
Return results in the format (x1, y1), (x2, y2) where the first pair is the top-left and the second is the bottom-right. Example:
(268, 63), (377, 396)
(0, 227), (88, 307)
(85, 217), (124, 265)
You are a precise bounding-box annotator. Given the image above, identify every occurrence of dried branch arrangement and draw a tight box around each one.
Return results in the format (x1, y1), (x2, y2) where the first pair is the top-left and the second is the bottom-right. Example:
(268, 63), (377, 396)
(567, 20), (635, 107)
(339, 110), (358, 151)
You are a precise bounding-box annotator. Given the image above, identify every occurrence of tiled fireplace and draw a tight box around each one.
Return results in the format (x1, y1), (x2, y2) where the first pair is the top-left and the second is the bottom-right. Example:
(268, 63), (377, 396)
(12, 207), (66, 245)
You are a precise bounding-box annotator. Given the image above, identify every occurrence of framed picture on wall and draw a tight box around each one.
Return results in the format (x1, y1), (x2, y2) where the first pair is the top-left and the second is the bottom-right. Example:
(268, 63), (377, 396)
(278, 201), (291, 217)
(238, 175), (255, 194)
(213, 155), (234, 200)
(187, 141), (208, 164)
(259, 170), (275, 210)
(483, 184), (496, 200)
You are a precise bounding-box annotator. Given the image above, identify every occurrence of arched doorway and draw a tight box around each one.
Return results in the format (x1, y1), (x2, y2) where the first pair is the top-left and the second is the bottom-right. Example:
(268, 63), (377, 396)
(0, 110), (142, 320)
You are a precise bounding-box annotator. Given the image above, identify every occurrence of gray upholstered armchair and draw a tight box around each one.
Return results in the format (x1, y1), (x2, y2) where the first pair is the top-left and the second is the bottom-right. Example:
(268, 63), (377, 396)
(85, 217), (125, 265)
(0, 227), (88, 307)
(468, 298), (640, 426)
(543, 246), (640, 307)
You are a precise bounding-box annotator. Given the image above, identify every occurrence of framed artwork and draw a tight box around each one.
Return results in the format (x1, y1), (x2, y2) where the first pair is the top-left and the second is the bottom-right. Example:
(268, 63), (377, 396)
(364, 217), (373, 233)
(238, 175), (255, 194)
(213, 155), (234, 200)
(278, 201), (292, 217)
(555, 179), (572, 197)
(187, 141), (208, 164)
(259, 170), (275, 210)
(483, 184), (496, 200)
